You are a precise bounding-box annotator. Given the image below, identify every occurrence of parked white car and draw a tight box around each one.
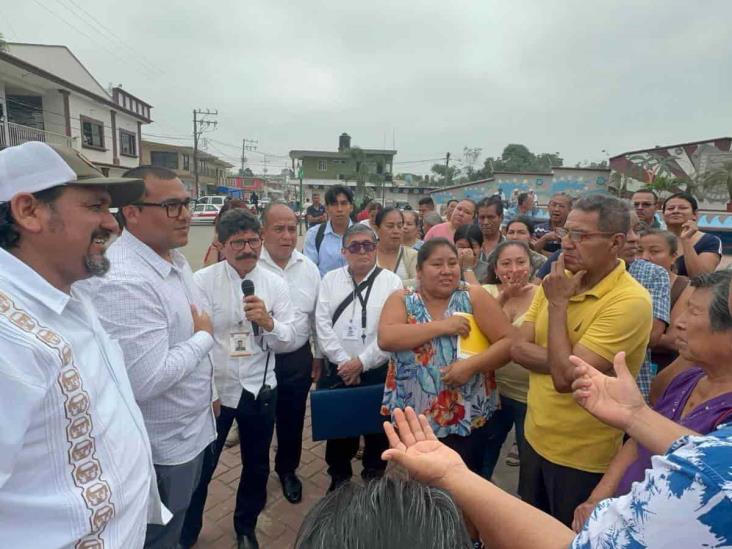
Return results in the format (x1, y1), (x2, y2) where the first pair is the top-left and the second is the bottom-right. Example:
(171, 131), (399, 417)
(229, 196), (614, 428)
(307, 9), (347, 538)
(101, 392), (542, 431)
(191, 203), (221, 224)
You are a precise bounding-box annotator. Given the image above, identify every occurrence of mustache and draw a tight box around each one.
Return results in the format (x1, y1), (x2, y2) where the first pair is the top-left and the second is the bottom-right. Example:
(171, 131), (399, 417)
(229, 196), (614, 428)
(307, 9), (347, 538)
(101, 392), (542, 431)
(90, 228), (113, 244)
(235, 253), (258, 260)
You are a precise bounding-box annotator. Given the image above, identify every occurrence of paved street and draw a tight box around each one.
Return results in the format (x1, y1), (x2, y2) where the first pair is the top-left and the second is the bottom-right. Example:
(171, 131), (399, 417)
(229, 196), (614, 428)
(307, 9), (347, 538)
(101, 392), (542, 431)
(179, 224), (520, 548)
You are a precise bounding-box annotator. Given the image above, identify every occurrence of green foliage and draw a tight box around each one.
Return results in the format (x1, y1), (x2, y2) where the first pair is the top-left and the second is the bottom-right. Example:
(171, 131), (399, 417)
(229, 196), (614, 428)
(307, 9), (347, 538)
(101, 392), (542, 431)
(474, 144), (563, 179)
(0, 33), (7, 53)
(430, 163), (461, 187)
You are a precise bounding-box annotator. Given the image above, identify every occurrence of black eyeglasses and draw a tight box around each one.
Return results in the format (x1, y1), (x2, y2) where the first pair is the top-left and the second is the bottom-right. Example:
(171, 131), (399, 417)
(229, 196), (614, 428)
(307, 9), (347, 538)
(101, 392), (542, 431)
(132, 198), (198, 218)
(345, 241), (377, 254)
(228, 237), (262, 251)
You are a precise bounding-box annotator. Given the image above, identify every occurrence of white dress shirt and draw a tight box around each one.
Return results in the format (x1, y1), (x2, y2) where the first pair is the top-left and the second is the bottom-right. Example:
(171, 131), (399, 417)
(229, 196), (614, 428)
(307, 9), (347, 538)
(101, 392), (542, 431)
(194, 261), (300, 407)
(0, 248), (169, 549)
(258, 246), (321, 355)
(85, 231), (216, 466)
(316, 265), (403, 371)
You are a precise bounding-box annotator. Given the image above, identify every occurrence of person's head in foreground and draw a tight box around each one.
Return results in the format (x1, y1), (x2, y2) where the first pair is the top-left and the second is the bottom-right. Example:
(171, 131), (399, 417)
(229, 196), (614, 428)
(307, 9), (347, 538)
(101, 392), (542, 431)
(485, 240), (532, 286)
(294, 476), (472, 549)
(0, 141), (143, 291)
(505, 216), (535, 242)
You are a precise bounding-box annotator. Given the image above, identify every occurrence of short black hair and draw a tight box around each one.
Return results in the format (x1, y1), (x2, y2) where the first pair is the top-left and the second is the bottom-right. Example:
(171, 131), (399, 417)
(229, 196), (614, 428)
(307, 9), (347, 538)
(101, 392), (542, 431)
(454, 223), (483, 248)
(0, 186), (66, 250)
(417, 237), (458, 269)
(506, 216), (535, 236)
(418, 197), (435, 208)
(632, 188), (659, 202)
(375, 206), (403, 227)
(122, 165), (178, 181)
(295, 476), (472, 549)
(477, 195), (504, 217)
(217, 209), (261, 243)
(446, 199), (458, 206)
(517, 192), (531, 206)
(325, 185), (354, 206)
(663, 192), (698, 213)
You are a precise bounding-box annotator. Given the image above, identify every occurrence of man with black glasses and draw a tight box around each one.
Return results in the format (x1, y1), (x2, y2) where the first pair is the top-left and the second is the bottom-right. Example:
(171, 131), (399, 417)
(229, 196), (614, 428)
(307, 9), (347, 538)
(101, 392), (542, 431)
(183, 208), (299, 549)
(86, 166), (217, 549)
(315, 224), (402, 492)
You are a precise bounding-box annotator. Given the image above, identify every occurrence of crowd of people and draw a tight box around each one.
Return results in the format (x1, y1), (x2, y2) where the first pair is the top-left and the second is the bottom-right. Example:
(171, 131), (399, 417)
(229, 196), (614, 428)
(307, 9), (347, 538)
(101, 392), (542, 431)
(0, 140), (730, 549)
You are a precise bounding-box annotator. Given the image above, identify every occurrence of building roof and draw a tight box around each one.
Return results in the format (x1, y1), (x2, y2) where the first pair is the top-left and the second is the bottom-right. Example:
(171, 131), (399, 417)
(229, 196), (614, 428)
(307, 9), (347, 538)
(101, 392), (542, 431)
(142, 140), (234, 168)
(0, 43), (152, 123)
(609, 137), (732, 161)
(289, 148), (397, 159)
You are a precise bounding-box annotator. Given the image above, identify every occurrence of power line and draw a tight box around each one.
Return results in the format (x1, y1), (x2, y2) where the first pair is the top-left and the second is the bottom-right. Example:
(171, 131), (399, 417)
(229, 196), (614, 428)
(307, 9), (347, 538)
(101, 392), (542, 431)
(56, 0), (164, 75)
(29, 0), (158, 79)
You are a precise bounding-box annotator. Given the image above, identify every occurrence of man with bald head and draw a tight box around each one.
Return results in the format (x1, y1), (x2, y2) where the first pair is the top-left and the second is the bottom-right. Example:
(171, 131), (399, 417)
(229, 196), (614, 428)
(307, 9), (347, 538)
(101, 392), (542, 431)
(259, 202), (322, 504)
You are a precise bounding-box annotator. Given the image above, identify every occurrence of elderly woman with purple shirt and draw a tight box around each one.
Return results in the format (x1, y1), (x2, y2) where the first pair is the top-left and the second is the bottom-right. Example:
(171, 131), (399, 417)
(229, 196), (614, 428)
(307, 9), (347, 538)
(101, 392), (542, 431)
(571, 269), (732, 533)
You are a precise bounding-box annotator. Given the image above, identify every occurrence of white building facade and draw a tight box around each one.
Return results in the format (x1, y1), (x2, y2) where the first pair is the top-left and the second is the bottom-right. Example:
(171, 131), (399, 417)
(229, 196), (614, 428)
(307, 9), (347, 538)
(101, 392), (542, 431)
(0, 43), (151, 176)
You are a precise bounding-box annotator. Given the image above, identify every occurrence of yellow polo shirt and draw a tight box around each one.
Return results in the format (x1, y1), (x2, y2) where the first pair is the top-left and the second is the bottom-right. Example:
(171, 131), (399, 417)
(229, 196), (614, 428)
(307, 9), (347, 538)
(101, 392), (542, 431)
(523, 260), (652, 473)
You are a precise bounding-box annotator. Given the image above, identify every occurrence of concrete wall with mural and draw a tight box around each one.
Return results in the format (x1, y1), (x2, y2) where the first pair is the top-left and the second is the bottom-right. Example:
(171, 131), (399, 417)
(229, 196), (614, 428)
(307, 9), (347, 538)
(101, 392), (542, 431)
(429, 168), (611, 206)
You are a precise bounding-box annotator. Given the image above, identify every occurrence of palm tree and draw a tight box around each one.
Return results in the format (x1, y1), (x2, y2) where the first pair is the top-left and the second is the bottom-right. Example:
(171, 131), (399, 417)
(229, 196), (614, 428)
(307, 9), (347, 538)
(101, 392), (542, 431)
(348, 146), (370, 203)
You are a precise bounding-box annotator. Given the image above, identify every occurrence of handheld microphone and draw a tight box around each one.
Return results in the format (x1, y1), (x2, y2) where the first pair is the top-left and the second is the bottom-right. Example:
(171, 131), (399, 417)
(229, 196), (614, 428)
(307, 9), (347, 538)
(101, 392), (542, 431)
(240, 279), (260, 336)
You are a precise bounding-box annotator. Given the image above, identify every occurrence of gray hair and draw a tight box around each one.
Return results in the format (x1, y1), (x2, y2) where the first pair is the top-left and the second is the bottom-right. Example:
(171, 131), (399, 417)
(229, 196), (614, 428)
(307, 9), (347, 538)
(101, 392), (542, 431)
(573, 194), (630, 235)
(295, 476), (472, 549)
(342, 223), (377, 246)
(423, 211), (443, 227)
(690, 269), (732, 332)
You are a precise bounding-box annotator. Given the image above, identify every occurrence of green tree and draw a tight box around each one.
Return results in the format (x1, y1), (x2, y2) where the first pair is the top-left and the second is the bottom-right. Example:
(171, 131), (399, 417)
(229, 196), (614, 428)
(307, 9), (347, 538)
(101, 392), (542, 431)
(430, 163), (461, 187)
(474, 144), (563, 179)
(349, 146), (370, 202)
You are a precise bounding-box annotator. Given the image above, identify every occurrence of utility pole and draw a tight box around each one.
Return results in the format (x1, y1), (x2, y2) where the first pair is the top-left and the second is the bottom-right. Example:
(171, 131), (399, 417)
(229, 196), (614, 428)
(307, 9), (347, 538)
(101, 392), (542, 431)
(193, 108), (218, 198)
(445, 152), (451, 186)
(240, 138), (258, 175)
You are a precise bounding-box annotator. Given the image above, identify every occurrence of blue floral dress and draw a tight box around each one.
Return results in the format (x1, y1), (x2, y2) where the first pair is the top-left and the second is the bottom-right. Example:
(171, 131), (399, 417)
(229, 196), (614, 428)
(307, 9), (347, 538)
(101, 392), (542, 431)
(381, 286), (497, 438)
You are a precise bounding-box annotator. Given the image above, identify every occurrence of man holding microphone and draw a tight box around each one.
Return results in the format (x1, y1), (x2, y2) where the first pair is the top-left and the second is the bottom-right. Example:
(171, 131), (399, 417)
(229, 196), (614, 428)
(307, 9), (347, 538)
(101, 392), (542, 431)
(182, 208), (299, 549)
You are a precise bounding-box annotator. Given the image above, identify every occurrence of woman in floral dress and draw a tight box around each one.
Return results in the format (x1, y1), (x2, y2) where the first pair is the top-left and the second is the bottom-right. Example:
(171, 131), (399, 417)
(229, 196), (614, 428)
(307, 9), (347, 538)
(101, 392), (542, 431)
(378, 237), (514, 472)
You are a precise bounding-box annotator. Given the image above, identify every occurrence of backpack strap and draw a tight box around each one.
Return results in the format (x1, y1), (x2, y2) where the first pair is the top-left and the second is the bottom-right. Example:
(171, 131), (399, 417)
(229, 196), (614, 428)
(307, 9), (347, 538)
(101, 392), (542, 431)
(315, 222), (327, 256)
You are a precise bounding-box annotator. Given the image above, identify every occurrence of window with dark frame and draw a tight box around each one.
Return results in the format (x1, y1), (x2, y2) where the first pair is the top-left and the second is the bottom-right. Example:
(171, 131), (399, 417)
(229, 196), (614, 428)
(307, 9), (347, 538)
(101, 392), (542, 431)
(119, 130), (137, 157)
(81, 116), (104, 149)
(182, 154), (190, 171)
(150, 151), (179, 169)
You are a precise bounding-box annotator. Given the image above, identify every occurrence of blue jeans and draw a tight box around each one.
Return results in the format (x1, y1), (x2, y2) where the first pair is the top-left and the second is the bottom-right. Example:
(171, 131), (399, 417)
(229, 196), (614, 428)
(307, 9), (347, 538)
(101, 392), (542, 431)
(480, 395), (527, 480)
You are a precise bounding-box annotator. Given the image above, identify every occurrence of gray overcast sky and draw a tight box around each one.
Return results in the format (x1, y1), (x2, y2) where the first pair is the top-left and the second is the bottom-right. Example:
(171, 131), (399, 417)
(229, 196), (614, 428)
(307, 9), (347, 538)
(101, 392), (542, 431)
(3, 0), (732, 174)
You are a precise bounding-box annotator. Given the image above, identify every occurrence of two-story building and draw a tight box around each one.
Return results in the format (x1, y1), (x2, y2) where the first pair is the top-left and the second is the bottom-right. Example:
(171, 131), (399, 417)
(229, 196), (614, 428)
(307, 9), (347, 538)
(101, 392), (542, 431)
(0, 42), (151, 176)
(141, 140), (234, 196)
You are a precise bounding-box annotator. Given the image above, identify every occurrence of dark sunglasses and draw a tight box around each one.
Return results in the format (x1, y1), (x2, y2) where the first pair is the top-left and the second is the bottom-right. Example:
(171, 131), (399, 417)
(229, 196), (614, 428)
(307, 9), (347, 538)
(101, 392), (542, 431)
(345, 241), (377, 253)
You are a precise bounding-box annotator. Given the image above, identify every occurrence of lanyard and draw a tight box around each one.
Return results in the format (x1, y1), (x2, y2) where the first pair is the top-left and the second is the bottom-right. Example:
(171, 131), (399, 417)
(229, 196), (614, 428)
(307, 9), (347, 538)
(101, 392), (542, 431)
(393, 246), (404, 276)
(350, 268), (380, 343)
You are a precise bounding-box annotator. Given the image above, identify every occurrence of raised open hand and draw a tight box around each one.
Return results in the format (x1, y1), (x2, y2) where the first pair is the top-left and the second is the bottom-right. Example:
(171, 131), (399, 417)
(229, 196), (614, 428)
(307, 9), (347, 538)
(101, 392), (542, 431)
(382, 407), (468, 487)
(570, 352), (647, 432)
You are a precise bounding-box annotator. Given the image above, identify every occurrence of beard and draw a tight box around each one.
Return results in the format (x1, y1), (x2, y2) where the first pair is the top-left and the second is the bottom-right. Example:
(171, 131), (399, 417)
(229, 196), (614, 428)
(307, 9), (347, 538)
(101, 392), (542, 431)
(84, 253), (111, 277)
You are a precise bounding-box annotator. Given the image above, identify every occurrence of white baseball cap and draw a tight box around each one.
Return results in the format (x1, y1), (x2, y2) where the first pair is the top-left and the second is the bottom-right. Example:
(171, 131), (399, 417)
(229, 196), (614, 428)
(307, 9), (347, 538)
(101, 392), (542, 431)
(0, 141), (144, 207)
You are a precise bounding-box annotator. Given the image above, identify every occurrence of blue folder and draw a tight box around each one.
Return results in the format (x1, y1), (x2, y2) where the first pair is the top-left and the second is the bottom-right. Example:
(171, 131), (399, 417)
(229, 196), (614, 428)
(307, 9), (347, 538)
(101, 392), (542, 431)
(310, 384), (387, 441)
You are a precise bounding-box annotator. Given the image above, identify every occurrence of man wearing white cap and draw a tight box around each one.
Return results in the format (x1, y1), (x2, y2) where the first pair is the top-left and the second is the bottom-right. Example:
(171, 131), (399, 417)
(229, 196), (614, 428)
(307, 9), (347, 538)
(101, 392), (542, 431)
(0, 141), (169, 548)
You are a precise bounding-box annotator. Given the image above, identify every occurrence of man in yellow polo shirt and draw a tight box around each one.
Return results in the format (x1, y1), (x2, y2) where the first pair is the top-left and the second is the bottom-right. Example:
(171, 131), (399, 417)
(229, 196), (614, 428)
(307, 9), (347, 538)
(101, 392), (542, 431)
(511, 194), (652, 526)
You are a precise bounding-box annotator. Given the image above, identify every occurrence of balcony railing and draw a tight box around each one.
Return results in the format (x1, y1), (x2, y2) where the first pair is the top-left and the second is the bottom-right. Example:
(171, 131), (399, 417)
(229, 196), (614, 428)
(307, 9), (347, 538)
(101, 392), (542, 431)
(0, 121), (76, 149)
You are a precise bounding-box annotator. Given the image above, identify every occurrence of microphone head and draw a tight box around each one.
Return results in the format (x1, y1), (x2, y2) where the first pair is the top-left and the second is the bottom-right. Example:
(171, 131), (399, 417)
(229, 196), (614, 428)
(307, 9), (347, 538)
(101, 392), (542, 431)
(241, 279), (255, 297)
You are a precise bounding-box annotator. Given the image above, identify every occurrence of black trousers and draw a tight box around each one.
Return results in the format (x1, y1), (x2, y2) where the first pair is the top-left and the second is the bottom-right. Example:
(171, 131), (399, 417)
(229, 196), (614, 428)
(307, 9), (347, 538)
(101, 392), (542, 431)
(318, 363), (389, 481)
(518, 440), (603, 527)
(180, 387), (277, 544)
(274, 343), (313, 476)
